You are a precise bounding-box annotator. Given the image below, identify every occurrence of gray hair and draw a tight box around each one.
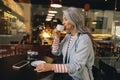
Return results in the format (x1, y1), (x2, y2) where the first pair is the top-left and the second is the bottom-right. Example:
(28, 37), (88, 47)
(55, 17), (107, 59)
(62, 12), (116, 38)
(63, 7), (89, 33)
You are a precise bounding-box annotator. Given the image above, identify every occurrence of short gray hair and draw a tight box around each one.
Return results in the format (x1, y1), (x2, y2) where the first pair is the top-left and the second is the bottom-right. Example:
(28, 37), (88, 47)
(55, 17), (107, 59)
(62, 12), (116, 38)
(63, 7), (89, 33)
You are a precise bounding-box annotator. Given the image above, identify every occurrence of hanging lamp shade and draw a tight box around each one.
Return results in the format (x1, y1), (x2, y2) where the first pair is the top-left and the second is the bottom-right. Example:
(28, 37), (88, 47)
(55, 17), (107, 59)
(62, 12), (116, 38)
(48, 7), (58, 13)
(50, 0), (62, 8)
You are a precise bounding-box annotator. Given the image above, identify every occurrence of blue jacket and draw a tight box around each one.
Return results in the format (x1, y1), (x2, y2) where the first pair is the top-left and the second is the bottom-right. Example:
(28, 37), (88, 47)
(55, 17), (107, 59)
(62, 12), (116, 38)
(52, 33), (94, 80)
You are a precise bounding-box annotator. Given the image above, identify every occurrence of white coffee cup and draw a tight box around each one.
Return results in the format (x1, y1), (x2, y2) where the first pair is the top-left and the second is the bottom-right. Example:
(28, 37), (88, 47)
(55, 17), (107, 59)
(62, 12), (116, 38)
(56, 24), (64, 31)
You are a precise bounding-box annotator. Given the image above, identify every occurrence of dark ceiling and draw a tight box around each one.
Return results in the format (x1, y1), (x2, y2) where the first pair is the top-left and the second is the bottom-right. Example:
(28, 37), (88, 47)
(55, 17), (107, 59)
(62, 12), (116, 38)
(15, 0), (120, 11)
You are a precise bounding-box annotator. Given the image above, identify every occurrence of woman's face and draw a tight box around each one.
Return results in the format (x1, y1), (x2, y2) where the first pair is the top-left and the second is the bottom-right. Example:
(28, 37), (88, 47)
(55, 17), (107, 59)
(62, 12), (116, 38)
(62, 15), (74, 31)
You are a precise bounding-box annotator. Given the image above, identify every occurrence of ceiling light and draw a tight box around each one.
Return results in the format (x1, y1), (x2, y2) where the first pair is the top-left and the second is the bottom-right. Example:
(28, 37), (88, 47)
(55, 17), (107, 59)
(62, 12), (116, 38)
(53, 19), (57, 22)
(48, 7), (58, 14)
(92, 21), (97, 24)
(50, 0), (62, 8)
(50, 4), (62, 8)
(48, 13), (55, 16)
(46, 18), (52, 21)
(48, 10), (58, 14)
(46, 16), (53, 19)
(82, 9), (85, 12)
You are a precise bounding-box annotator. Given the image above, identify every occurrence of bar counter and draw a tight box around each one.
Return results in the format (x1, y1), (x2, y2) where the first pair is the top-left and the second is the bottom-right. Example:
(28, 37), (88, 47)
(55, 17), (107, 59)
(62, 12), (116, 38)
(0, 44), (56, 80)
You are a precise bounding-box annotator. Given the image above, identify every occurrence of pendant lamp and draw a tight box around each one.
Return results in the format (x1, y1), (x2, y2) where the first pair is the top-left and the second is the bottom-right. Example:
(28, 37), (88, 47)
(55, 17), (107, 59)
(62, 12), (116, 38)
(50, 0), (62, 8)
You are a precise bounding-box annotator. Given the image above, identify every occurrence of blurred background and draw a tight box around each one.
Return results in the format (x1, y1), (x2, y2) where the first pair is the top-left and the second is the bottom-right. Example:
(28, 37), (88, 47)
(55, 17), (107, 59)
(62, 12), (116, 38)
(0, 0), (120, 56)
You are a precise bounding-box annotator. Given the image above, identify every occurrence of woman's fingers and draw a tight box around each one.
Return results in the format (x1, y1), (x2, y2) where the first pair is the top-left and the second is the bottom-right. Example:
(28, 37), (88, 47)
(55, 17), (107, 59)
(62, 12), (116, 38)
(34, 64), (44, 72)
(34, 63), (53, 72)
(53, 29), (61, 39)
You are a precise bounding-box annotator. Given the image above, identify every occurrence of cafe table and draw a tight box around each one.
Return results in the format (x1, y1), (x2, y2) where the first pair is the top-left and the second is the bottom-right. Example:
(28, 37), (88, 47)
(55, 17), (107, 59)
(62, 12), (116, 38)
(0, 54), (53, 80)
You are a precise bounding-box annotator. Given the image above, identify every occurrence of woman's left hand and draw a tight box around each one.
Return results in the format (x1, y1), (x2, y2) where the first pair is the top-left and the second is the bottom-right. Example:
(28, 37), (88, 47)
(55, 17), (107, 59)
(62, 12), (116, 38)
(34, 63), (53, 72)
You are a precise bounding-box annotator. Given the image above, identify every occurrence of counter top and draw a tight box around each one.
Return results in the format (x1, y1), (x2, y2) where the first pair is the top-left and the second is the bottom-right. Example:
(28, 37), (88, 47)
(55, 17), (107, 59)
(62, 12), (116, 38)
(0, 53), (53, 80)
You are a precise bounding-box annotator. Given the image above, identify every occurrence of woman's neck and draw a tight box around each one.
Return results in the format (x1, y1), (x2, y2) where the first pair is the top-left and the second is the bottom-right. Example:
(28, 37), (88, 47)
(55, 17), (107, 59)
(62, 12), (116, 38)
(70, 30), (76, 36)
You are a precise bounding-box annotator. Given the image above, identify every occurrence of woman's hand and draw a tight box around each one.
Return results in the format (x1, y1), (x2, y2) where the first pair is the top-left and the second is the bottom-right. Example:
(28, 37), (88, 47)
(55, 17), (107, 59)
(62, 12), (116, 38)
(34, 63), (53, 72)
(53, 29), (61, 39)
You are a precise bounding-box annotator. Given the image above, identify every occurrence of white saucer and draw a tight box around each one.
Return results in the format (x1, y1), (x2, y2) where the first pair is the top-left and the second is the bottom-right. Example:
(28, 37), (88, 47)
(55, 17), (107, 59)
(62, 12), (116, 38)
(31, 60), (46, 67)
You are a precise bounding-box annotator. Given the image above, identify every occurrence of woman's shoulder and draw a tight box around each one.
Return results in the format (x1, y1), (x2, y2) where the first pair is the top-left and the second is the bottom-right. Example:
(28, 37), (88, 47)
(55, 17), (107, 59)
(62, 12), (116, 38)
(78, 33), (92, 43)
(79, 33), (90, 39)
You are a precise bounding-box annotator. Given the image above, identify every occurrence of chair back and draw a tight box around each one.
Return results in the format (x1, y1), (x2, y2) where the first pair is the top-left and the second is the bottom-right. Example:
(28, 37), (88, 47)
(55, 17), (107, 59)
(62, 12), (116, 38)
(99, 60), (117, 80)
(92, 66), (101, 80)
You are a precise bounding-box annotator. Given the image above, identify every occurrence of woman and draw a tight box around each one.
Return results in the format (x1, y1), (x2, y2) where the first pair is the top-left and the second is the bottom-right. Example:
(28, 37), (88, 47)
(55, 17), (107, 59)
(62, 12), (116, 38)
(35, 7), (95, 80)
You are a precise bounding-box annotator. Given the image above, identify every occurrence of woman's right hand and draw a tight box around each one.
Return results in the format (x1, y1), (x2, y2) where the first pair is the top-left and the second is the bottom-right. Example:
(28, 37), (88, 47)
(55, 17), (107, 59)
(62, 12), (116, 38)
(53, 28), (61, 39)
